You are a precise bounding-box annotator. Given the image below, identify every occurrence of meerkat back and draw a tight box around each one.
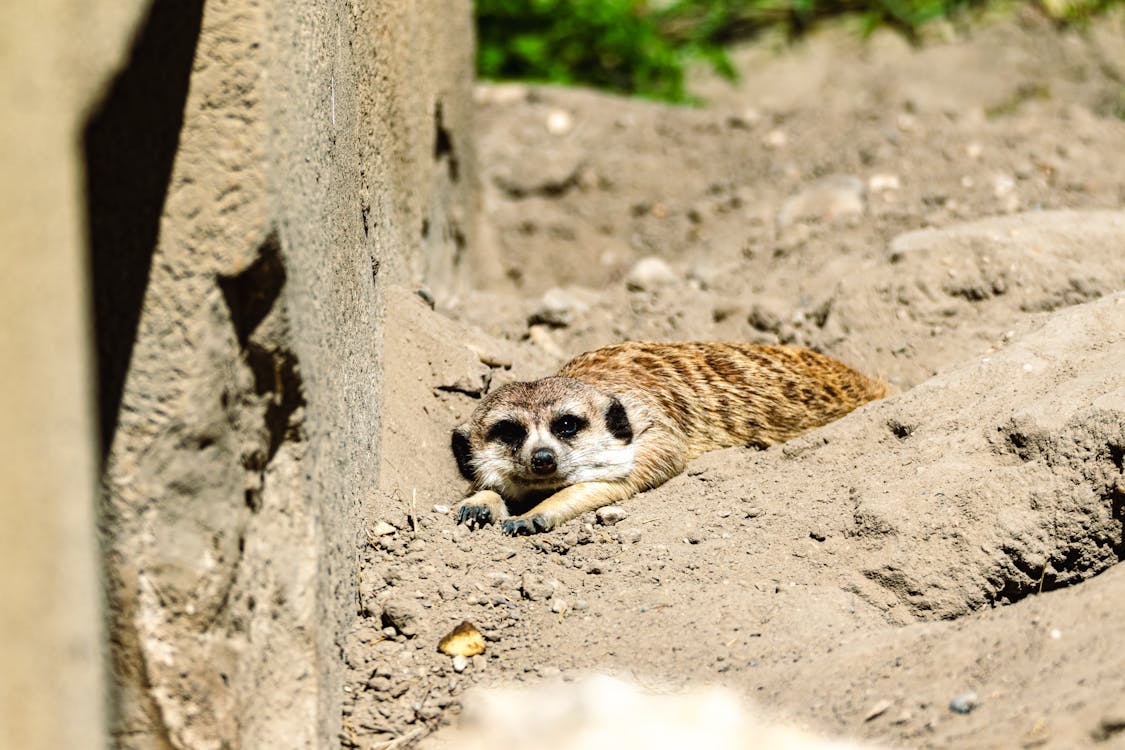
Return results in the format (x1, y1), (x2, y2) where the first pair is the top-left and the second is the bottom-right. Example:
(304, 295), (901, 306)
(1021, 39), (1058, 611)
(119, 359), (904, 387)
(558, 341), (885, 460)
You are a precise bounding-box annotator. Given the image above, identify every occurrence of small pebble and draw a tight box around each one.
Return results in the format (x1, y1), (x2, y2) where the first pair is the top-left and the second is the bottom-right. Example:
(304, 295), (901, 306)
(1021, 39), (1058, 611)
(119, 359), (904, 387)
(868, 173), (901, 192)
(432, 504), (450, 514)
(486, 572), (512, 589)
(595, 506), (628, 526)
(809, 528), (827, 542)
(683, 528), (702, 545)
(367, 676), (392, 692)
(949, 691), (978, 714)
(744, 507), (764, 518)
(619, 528), (642, 544)
(625, 257), (678, 291)
(371, 520), (396, 537)
(438, 621), (486, 657)
(546, 109), (573, 135)
(550, 598), (569, 614)
(520, 572), (554, 601)
(451, 654), (469, 673)
(763, 129), (788, 148)
(864, 699), (892, 722)
(382, 597), (424, 637)
(529, 287), (592, 328)
(777, 175), (865, 227)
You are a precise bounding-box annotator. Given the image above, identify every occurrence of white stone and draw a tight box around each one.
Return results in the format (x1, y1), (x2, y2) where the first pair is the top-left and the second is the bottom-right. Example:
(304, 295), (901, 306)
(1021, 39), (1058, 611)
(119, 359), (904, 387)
(625, 257), (678, 291)
(546, 109), (574, 135)
(595, 506), (628, 526)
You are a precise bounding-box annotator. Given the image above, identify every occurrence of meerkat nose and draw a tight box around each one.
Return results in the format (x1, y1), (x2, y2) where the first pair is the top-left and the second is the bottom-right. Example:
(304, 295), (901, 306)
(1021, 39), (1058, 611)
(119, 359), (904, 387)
(530, 449), (557, 475)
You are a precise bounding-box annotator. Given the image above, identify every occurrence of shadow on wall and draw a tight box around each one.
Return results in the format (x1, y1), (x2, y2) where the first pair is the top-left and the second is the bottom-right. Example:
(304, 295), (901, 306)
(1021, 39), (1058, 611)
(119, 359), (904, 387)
(83, 0), (206, 463)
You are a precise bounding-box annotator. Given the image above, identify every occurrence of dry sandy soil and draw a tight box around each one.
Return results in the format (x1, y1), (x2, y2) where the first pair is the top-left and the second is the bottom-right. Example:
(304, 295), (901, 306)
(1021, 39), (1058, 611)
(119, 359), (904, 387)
(341, 10), (1125, 749)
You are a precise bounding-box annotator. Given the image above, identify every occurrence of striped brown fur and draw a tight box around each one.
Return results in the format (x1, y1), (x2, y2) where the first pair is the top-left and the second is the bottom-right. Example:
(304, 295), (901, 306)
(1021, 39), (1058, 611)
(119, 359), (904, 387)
(453, 341), (884, 535)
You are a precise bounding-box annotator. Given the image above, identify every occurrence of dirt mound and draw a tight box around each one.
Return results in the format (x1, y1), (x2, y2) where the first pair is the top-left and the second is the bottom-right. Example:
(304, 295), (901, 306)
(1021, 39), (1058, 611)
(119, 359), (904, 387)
(342, 12), (1125, 750)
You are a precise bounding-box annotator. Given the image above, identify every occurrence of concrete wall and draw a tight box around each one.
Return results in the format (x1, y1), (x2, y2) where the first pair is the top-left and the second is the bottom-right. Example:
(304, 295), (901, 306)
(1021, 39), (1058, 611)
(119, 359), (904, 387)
(1, 0), (475, 748)
(1, 2), (150, 748)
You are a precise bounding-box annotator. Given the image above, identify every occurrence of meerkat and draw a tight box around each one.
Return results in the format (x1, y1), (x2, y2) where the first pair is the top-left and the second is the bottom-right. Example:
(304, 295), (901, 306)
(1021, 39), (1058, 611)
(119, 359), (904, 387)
(451, 341), (885, 536)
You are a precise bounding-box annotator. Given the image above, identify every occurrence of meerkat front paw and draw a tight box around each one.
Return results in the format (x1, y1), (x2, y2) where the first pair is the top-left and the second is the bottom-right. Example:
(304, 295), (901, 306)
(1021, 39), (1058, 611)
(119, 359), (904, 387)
(456, 490), (505, 530)
(501, 513), (553, 536)
(457, 503), (495, 528)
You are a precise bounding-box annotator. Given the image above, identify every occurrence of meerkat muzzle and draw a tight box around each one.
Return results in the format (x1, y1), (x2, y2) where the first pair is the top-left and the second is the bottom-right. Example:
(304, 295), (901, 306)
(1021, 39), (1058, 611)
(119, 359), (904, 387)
(530, 449), (557, 475)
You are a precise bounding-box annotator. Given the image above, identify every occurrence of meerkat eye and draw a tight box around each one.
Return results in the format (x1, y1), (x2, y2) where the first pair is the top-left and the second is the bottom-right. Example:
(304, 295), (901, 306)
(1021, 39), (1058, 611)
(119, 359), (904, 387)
(487, 420), (526, 448)
(551, 415), (586, 438)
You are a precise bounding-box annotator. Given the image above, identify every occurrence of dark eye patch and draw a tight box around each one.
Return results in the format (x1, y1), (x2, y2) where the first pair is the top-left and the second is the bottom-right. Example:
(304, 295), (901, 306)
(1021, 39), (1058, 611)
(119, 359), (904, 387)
(551, 414), (587, 439)
(487, 419), (527, 449)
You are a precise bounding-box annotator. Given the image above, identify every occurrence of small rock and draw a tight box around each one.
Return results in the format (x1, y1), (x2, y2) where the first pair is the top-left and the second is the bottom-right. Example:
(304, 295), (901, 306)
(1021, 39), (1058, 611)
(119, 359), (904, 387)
(585, 561), (606, 575)
(744, 507), (764, 518)
(992, 174), (1016, 198)
(528, 324), (565, 358)
(683, 527), (703, 545)
(474, 83), (528, 105)
(438, 621), (486, 657)
(529, 287), (593, 328)
(595, 506), (628, 526)
(809, 527), (827, 542)
(864, 699), (893, 722)
(619, 528), (642, 544)
(726, 107), (762, 129)
(358, 577), (384, 616)
(486, 572), (512, 589)
(545, 109), (573, 135)
(451, 654), (469, 673)
(949, 691), (978, 714)
(382, 597), (424, 638)
(367, 676), (392, 692)
(763, 129), (788, 148)
(550, 598), (569, 614)
(1092, 712), (1125, 742)
(520, 572), (554, 601)
(371, 520), (396, 537)
(747, 304), (782, 333)
(572, 599), (589, 611)
(416, 705), (442, 722)
(625, 257), (678, 291)
(868, 173), (901, 192)
(777, 175), (866, 227)
(432, 504), (450, 514)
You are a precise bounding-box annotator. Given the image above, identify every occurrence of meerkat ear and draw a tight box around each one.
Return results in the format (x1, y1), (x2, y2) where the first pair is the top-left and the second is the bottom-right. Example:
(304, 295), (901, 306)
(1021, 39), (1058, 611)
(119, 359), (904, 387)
(451, 425), (476, 481)
(605, 396), (633, 443)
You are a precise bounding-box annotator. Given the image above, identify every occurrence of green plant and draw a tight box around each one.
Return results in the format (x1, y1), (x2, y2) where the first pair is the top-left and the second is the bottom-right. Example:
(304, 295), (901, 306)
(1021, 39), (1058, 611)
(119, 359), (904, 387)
(476, 0), (1123, 102)
(475, 0), (703, 101)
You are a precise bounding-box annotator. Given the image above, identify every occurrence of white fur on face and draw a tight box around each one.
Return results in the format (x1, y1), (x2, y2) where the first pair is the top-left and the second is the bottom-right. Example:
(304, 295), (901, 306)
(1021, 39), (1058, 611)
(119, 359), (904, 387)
(469, 399), (636, 500)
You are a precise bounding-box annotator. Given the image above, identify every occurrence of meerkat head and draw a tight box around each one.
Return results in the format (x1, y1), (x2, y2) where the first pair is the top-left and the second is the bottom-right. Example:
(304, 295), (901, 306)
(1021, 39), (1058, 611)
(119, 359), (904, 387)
(451, 377), (635, 499)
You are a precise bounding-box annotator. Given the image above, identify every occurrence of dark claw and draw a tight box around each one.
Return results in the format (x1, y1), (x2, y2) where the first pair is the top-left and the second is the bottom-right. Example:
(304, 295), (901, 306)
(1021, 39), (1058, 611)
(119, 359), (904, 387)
(457, 504), (493, 528)
(501, 514), (550, 536)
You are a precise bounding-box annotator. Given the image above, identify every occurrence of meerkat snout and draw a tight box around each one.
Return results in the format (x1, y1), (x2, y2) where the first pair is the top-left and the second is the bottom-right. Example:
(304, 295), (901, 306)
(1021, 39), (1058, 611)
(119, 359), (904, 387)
(530, 448), (557, 475)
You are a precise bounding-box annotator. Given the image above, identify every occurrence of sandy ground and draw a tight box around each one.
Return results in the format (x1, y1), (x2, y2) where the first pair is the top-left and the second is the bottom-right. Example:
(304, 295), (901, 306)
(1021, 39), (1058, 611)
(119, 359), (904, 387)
(341, 10), (1125, 749)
